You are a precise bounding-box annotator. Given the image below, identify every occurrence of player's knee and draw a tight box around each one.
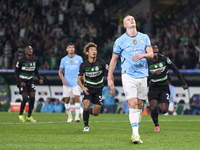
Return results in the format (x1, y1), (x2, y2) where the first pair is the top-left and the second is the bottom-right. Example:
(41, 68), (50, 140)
(150, 106), (157, 112)
(84, 106), (90, 111)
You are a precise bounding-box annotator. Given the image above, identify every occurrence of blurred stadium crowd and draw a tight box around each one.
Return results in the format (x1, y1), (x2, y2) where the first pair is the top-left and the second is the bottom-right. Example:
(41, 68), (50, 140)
(0, 0), (200, 70)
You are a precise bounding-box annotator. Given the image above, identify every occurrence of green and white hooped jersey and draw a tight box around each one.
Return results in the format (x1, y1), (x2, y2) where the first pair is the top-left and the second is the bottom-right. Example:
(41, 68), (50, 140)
(78, 58), (108, 89)
(148, 54), (171, 85)
(15, 56), (39, 82)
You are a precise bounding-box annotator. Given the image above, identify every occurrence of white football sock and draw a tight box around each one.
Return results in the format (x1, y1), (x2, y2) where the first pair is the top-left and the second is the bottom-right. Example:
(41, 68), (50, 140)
(65, 103), (71, 117)
(75, 103), (80, 118)
(129, 108), (140, 136)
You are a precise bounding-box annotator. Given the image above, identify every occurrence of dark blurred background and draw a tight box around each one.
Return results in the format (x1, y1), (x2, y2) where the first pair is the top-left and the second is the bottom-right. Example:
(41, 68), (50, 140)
(0, 0), (200, 70)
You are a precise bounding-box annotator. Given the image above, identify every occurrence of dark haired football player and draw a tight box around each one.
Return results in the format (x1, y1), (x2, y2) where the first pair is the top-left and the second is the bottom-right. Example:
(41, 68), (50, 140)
(15, 46), (43, 123)
(148, 44), (187, 131)
(77, 42), (115, 132)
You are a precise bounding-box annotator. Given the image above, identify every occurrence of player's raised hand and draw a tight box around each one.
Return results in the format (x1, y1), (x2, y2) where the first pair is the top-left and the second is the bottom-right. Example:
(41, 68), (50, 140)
(132, 54), (144, 62)
(156, 69), (162, 75)
(182, 84), (188, 90)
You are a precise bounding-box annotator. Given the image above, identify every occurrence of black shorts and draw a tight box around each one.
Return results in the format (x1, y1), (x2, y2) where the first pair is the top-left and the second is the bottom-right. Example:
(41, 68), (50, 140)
(148, 84), (170, 104)
(18, 83), (36, 94)
(83, 91), (103, 105)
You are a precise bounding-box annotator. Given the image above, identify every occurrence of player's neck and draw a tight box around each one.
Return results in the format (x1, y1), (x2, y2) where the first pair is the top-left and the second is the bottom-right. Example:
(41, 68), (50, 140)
(151, 56), (158, 62)
(126, 28), (137, 36)
(88, 57), (96, 63)
(26, 54), (32, 59)
(68, 53), (75, 58)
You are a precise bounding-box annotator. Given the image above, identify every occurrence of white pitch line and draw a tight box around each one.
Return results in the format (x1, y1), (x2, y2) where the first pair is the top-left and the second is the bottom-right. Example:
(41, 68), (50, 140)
(0, 119), (200, 125)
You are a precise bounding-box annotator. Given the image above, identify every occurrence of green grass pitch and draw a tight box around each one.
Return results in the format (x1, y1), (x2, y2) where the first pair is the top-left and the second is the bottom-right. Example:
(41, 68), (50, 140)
(0, 112), (200, 150)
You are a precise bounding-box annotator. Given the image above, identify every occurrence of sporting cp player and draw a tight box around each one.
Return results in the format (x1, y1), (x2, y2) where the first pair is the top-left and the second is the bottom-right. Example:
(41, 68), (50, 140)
(107, 15), (153, 144)
(59, 43), (83, 122)
(148, 44), (188, 131)
(77, 42), (115, 132)
(15, 46), (43, 123)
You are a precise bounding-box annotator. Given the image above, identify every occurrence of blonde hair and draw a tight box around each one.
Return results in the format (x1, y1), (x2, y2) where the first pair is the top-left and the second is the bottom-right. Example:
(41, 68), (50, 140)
(83, 42), (97, 55)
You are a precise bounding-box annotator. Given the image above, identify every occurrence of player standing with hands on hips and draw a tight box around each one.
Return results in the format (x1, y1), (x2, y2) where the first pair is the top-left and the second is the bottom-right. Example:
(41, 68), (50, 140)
(15, 46), (43, 123)
(107, 15), (153, 144)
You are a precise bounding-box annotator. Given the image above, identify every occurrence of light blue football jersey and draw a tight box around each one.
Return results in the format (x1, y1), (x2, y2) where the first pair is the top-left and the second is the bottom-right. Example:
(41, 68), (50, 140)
(60, 54), (83, 87)
(113, 32), (151, 78)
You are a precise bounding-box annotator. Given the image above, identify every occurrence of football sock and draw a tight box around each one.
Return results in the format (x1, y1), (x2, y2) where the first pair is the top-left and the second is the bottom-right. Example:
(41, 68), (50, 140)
(28, 97), (35, 117)
(89, 108), (93, 115)
(151, 109), (159, 127)
(139, 109), (142, 125)
(83, 110), (89, 127)
(75, 103), (80, 118)
(65, 103), (71, 117)
(19, 98), (29, 115)
(129, 108), (140, 136)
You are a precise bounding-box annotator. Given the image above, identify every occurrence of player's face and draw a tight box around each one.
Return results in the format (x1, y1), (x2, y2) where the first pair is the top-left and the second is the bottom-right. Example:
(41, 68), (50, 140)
(25, 46), (33, 56)
(88, 47), (97, 58)
(66, 45), (75, 54)
(123, 16), (136, 28)
(152, 46), (159, 58)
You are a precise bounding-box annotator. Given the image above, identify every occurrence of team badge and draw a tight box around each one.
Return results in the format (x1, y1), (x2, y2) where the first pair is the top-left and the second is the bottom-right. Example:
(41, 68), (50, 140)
(75, 60), (78, 63)
(140, 40), (144, 44)
(70, 60), (73, 63)
(95, 66), (99, 71)
(159, 63), (163, 67)
(133, 40), (137, 45)
(33, 62), (35, 66)
(91, 68), (94, 71)
(155, 65), (158, 68)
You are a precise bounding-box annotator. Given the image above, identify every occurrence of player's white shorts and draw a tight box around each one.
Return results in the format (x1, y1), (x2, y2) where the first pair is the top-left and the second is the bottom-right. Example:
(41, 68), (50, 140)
(63, 86), (80, 97)
(168, 102), (174, 111)
(122, 74), (147, 100)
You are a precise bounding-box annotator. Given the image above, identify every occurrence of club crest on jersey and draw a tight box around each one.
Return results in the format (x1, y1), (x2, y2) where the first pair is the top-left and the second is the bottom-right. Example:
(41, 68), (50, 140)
(155, 65), (158, 68)
(133, 40), (137, 45)
(159, 63), (163, 67)
(91, 68), (94, 71)
(70, 60), (73, 63)
(140, 40), (144, 44)
(95, 66), (99, 71)
(75, 60), (78, 63)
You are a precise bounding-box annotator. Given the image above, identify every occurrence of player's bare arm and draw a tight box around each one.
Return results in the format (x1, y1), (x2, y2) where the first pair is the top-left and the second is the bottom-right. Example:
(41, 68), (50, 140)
(107, 54), (119, 90)
(77, 75), (89, 95)
(132, 47), (153, 62)
(58, 69), (67, 85)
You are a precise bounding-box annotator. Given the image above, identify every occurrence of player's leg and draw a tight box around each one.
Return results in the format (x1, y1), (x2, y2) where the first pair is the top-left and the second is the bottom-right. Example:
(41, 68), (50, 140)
(63, 86), (73, 122)
(18, 85), (29, 123)
(26, 88), (36, 123)
(73, 86), (81, 122)
(83, 98), (91, 132)
(149, 99), (160, 131)
(122, 74), (143, 144)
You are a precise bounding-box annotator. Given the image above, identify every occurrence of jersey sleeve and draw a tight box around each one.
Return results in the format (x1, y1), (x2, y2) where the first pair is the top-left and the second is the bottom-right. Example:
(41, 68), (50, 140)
(145, 34), (151, 48)
(164, 56), (186, 85)
(113, 39), (122, 55)
(78, 62), (84, 76)
(59, 58), (64, 69)
(15, 59), (22, 84)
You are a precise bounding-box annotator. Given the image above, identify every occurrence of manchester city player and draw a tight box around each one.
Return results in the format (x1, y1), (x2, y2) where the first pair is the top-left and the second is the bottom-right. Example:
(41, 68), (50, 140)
(107, 15), (153, 144)
(59, 43), (83, 122)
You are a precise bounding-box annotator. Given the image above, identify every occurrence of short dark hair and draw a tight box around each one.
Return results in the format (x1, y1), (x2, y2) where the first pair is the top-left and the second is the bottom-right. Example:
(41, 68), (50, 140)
(67, 43), (75, 48)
